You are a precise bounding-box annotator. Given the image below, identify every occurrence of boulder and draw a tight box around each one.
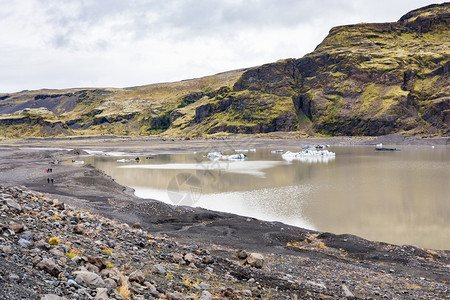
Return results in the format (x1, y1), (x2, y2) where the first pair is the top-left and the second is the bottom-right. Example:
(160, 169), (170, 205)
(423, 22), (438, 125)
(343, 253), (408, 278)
(18, 238), (34, 248)
(88, 256), (106, 271)
(244, 253), (264, 268)
(184, 253), (196, 264)
(37, 258), (61, 276)
(100, 268), (122, 285)
(129, 269), (145, 284)
(5, 199), (22, 212)
(9, 222), (24, 233)
(74, 271), (105, 289)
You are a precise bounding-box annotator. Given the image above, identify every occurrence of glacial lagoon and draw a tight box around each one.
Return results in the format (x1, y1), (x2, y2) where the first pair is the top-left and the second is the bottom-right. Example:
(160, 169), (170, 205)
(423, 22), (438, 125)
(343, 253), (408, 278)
(83, 146), (450, 250)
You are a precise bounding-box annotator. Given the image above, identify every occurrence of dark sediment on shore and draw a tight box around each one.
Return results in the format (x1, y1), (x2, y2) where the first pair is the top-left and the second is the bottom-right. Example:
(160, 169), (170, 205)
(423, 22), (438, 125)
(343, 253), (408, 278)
(0, 135), (449, 299)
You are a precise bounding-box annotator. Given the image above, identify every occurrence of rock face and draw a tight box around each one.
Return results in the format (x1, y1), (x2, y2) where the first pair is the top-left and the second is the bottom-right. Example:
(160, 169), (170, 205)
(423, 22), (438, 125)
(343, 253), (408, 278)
(0, 3), (448, 137)
(232, 3), (450, 136)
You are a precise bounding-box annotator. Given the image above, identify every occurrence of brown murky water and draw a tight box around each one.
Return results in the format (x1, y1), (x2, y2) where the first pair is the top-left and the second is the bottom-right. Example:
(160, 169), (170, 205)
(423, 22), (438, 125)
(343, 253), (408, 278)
(84, 146), (449, 249)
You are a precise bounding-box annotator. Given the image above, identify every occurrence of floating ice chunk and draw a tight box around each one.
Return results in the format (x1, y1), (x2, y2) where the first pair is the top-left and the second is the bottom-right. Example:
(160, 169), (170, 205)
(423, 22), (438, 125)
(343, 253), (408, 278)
(226, 153), (247, 160)
(271, 150), (284, 153)
(282, 150), (335, 159)
(206, 152), (247, 160)
(117, 158), (139, 163)
(206, 152), (224, 159)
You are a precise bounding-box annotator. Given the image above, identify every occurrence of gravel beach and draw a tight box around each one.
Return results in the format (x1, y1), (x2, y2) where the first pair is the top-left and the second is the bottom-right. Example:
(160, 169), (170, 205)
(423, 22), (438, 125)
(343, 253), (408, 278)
(0, 134), (448, 299)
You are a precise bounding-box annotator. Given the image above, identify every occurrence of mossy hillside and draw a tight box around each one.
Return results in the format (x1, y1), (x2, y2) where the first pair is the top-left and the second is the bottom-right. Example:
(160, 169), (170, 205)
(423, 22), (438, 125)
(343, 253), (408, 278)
(0, 70), (245, 137)
(0, 108), (72, 138)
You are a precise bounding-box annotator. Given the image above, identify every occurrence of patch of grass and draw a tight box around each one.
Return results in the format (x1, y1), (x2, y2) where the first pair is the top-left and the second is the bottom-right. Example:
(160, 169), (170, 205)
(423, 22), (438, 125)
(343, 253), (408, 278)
(48, 237), (60, 245)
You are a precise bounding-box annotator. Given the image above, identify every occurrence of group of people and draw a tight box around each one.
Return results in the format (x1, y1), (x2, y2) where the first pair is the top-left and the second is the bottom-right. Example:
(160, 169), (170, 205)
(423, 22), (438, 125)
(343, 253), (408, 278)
(46, 168), (54, 184)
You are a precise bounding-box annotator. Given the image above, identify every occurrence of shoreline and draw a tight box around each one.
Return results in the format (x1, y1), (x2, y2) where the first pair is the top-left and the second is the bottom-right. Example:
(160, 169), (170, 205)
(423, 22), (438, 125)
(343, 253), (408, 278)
(0, 135), (449, 298)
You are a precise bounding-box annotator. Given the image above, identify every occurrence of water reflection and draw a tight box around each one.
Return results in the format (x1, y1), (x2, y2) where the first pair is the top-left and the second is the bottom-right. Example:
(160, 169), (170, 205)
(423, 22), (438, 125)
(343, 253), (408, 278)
(82, 146), (450, 249)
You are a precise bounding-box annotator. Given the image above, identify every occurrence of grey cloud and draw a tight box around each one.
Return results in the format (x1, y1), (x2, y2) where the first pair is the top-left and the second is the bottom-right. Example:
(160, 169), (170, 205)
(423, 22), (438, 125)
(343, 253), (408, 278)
(36, 0), (360, 49)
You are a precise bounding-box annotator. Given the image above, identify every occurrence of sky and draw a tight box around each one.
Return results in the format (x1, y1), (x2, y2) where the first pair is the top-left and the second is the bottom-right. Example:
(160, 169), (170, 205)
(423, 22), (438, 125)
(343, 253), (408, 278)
(0, 0), (441, 93)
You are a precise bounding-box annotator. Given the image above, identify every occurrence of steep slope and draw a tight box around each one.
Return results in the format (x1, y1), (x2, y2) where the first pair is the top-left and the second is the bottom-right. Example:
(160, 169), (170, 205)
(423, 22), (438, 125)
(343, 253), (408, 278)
(231, 2), (449, 136)
(0, 3), (448, 138)
(0, 70), (245, 137)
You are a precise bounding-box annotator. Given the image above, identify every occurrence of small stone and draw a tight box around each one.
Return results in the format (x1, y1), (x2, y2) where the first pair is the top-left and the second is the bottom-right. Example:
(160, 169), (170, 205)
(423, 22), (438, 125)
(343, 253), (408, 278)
(153, 264), (166, 275)
(73, 224), (84, 234)
(104, 278), (117, 289)
(167, 291), (185, 300)
(144, 281), (156, 291)
(50, 248), (65, 257)
(236, 249), (248, 259)
(71, 256), (83, 265)
(0, 245), (12, 254)
(242, 289), (252, 297)
(200, 282), (209, 290)
(37, 258), (62, 277)
(244, 253), (264, 268)
(199, 290), (212, 300)
(100, 268), (122, 285)
(202, 255), (213, 264)
(86, 263), (100, 274)
(106, 240), (116, 248)
(171, 252), (184, 264)
(132, 222), (141, 229)
(184, 253), (195, 263)
(9, 222), (24, 233)
(67, 279), (79, 288)
(18, 238), (34, 248)
(78, 212), (88, 220)
(129, 270), (145, 284)
(94, 287), (109, 300)
(342, 284), (354, 297)
(21, 231), (34, 241)
(5, 199), (22, 212)
(9, 273), (20, 282)
(52, 200), (65, 210)
(132, 255), (141, 261)
(35, 240), (50, 250)
(88, 256), (107, 271)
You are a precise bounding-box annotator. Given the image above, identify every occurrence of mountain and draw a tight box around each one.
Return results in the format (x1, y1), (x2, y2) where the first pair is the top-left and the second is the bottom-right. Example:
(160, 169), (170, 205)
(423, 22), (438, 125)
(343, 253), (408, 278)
(0, 3), (449, 138)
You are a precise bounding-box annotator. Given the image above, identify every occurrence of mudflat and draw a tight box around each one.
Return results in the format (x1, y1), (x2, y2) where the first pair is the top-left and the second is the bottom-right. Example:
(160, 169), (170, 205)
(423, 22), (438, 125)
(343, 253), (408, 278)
(0, 134), (449, 299)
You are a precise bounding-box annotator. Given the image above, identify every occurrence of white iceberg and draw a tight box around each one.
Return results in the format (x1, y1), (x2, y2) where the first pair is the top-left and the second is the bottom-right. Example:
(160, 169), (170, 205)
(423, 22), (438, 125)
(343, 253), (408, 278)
(206, 152), (247, 160)
(282, 150), (335, 163)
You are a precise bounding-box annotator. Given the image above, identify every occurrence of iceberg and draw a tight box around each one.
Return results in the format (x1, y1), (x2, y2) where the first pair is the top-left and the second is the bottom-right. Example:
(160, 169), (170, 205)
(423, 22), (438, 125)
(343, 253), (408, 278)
(206, 152), (247, 160)
(281, 150), (335, 163)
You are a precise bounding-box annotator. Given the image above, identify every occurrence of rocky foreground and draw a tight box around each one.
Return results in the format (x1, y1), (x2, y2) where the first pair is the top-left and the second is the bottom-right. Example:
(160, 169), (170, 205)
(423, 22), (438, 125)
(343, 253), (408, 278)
(0, 184), (449, 299)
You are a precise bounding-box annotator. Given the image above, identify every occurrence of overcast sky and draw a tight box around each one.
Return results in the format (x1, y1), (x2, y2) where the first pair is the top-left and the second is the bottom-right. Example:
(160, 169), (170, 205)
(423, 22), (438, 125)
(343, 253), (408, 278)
(0, 0), (440, 93)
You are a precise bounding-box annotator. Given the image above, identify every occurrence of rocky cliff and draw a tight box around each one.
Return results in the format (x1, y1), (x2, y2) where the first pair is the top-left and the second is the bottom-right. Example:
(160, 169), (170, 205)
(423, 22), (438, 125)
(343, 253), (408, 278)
(0, 3), (448, 138)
